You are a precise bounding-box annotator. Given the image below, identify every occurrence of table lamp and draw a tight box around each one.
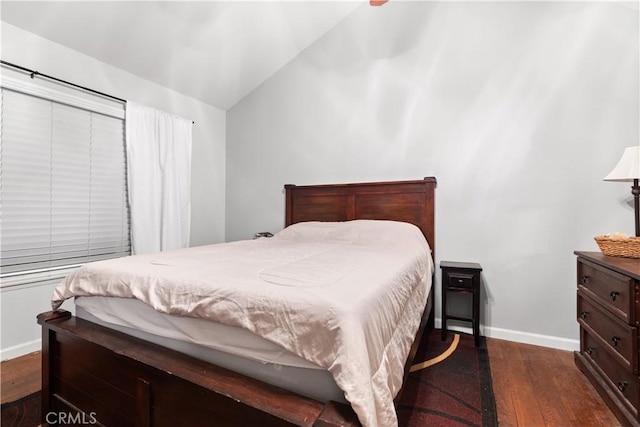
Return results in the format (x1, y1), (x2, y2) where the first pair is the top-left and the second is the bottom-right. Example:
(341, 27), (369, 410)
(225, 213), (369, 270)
(604, 146), (640, 237)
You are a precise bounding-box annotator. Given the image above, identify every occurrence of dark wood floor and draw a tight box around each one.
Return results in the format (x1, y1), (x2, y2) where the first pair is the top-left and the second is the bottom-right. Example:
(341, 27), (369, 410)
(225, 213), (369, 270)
(1, 350), (40, 404)
(1, 338), (622, 426)
(487, 339), (621, 427)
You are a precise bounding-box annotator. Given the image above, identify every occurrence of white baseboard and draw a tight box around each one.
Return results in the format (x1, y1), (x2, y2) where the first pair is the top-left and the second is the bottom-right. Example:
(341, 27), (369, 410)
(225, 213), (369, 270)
(483, 326), (579, 351)
(435, 319), (580, 352)
(1, 339), (41, 362)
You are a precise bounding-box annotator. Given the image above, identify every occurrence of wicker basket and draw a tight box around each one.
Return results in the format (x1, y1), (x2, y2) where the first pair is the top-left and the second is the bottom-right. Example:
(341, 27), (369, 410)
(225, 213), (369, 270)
(594, 235), (640, 259)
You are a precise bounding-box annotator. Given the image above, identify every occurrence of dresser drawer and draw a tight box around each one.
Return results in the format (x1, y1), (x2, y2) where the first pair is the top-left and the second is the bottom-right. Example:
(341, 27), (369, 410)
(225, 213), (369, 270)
(578, 290), (638, 373)
(582, 327), (640, 413)
(578, 258), (635, 324)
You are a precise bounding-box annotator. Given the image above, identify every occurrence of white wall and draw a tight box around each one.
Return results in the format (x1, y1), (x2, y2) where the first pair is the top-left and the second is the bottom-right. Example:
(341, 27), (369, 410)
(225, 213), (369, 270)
(226, 2), (639, 349)
(0, 23), (226, 360)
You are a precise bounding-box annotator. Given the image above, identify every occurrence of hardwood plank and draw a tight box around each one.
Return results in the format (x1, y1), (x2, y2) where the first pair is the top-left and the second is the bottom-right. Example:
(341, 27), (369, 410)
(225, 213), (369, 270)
(0, 351), (41, 404)
(543, 345), (588, 425)
(522, 344), (571, 425)
(486, 338), (519, 426)
(503, 340), (548, 426)
(487, 338), (622, 427)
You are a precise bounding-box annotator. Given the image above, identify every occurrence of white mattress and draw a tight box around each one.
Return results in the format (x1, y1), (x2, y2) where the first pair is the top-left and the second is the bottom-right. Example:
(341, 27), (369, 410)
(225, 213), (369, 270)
(75, 296), (346, 403)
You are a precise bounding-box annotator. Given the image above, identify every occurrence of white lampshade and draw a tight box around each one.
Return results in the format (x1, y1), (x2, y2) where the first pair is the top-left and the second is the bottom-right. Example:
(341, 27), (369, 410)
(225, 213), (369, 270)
(604, 146), (640, 182)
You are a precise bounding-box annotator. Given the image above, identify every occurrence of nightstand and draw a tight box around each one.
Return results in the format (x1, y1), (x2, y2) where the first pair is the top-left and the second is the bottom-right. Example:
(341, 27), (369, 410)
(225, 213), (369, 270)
(440, 261), (483, 347)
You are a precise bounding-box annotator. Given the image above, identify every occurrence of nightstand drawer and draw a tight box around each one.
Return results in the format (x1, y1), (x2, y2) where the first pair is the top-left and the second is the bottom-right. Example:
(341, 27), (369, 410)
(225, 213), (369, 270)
(582, 327), (640, 413)
(578, 258), (635, 324)
(578, 290), (637, 373)
(447, 273), (474, 289)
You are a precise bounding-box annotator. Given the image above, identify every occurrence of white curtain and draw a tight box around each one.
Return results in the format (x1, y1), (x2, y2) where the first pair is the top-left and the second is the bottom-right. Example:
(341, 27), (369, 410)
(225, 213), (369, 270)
(125, 102), (192, 255)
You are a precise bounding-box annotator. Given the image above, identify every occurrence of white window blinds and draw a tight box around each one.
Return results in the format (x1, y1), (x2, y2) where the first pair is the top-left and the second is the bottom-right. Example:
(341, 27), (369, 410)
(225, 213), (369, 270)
(0, 87), (130, 281)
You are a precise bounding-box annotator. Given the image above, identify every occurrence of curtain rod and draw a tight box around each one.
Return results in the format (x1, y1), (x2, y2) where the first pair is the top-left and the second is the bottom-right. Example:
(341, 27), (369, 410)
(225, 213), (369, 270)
(1, 59), (127, 103)
(1, 60), (195, 124)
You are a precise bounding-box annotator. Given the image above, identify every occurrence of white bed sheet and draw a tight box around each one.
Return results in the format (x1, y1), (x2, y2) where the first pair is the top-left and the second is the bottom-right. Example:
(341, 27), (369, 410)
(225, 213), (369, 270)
(74, 295), (322, 369)
(53, 220), (433, 427)
(75, 299), (346, 403)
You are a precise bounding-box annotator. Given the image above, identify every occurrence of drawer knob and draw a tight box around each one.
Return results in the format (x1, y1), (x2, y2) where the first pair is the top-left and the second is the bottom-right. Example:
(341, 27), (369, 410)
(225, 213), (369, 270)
(580, 275), (589, 284)
(580, 311), (589, 320)
(610, 291), (619, 301)
(611, 336), (621, 347)
(585, 347), (594, 355)
(618, 381), (628, 392)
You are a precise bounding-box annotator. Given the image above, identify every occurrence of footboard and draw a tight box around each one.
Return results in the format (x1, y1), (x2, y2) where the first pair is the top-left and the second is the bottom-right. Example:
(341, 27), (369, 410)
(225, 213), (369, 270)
(37, 311), (360, 427)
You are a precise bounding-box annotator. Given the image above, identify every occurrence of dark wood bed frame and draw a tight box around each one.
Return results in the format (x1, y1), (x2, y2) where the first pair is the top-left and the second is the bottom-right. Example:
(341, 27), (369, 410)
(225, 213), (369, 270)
(38, 177), (436, 427)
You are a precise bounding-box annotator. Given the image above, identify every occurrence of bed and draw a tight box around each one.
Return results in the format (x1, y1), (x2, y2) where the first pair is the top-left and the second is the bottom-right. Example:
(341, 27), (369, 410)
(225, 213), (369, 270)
(38, 177), (437, 427)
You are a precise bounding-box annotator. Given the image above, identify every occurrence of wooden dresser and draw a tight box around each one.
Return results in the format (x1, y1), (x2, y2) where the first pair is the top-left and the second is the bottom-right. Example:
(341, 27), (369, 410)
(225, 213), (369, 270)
(575, 251), (640, 427)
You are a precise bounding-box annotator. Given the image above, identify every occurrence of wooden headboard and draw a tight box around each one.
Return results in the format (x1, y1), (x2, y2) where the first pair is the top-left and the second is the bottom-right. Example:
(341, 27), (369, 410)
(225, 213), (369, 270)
(284, 177), (436, 257)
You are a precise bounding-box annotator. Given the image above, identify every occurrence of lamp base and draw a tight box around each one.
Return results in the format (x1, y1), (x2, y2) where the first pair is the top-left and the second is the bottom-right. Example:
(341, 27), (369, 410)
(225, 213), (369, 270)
(633, 179), (639, 237)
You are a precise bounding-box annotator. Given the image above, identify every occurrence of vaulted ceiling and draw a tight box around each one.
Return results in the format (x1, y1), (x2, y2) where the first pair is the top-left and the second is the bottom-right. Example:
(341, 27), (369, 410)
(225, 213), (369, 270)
(3, 1), (637, 110)
(0, 1), (364, 110)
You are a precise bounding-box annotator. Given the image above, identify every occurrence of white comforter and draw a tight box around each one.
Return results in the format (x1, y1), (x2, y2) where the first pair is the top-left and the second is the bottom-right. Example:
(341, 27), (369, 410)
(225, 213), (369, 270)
(52, 220), (433, 427)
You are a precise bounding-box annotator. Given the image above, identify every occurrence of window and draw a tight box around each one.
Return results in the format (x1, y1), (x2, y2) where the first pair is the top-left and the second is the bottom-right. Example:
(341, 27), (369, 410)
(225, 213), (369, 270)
(0, 78), (130, 289)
